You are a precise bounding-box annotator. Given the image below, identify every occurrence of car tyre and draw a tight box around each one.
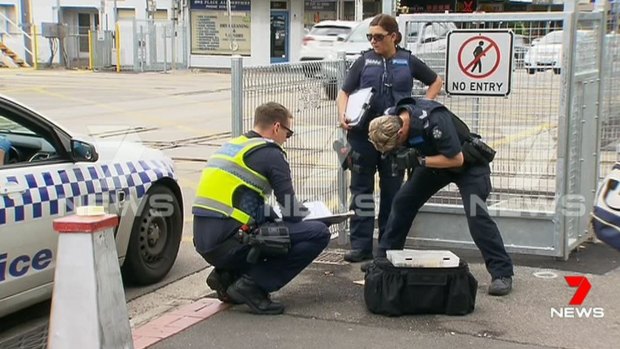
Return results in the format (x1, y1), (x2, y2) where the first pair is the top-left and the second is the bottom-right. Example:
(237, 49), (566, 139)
(527, 69), (536, 75)
(122, 184), (182, 285)
(553, 68), (561, 75)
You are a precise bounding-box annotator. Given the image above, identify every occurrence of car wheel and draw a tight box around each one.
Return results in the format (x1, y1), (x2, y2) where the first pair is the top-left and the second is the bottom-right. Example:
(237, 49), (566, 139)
(553, 68), (561, 75)
(527, 69), (535, 75)
(122, 184), (182, 285)
(324, 82), (338, 100)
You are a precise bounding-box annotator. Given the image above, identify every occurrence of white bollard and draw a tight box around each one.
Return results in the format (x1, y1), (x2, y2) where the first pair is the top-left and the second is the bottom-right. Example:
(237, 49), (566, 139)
(48, 213), (133, 349)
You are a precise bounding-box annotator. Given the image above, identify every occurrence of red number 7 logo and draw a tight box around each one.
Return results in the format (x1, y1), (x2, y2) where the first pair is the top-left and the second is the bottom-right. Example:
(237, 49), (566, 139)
(565, 276), (591, 305)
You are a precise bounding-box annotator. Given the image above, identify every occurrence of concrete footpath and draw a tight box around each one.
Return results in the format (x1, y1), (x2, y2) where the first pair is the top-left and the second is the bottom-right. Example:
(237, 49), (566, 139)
(127, 242), (620, 349)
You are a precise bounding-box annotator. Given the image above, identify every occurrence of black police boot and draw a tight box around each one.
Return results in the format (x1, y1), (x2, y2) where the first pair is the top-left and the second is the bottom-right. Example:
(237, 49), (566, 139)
(206, 269), (240, 304)
(360, 261), (373, 273)
(226, 276), (285, 315)
(488, 276), (513, 296)
(344, 249), (373, 263)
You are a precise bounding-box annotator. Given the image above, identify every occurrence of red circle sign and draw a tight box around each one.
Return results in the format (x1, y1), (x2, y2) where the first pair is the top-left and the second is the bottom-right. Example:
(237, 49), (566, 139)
(457, 36), (501, 79)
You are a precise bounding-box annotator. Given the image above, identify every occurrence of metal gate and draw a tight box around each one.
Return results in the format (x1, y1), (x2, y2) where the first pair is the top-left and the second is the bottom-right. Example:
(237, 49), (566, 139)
(232, 5), (609, 258)
(90, 30), (114, 70)
(133, 19), (188, 72)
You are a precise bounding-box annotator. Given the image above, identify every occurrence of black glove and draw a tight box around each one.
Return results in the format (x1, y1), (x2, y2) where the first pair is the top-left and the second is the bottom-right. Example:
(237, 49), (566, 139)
(393, 147), (422, 170)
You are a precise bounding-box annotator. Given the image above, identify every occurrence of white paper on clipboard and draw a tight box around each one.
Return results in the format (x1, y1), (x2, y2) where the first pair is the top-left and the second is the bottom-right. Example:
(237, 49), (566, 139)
(345, 87), (375, 127)
(272, 201), (354, 225)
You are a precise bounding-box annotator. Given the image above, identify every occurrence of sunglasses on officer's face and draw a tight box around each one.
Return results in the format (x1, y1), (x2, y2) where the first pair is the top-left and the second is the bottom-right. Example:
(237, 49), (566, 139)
(280, 124), (294, 139)
(366, 32), (391, 42)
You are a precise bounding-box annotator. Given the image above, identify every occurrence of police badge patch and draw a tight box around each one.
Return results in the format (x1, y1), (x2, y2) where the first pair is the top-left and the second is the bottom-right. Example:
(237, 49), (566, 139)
(432, 127), (443, 139)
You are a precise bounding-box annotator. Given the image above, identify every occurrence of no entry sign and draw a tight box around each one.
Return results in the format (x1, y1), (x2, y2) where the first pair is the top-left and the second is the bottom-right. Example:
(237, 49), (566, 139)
(445, 30), (514, 96)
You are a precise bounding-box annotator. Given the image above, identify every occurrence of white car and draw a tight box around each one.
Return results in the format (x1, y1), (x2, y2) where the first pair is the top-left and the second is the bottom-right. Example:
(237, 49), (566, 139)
(321, 18), (455, 99)
(300, 20), (358, 61)
(524, 30), (564, 74)
(0, 95), (183, 318)
(524, 30), (594, 75)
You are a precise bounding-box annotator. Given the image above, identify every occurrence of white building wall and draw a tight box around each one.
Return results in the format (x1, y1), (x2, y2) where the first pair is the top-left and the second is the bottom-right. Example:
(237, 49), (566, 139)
(187, 0), (308, 68)
(3, 0), (310, 69)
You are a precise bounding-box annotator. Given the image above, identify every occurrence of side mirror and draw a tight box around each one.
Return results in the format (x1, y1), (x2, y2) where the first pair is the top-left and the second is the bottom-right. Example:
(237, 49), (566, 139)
(71, 140), (98, 162)
(336, 34), (347, 42)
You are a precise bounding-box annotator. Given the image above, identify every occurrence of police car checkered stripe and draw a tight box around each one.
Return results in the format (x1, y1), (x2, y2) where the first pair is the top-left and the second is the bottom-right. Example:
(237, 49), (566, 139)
(0, 159), (175, 225)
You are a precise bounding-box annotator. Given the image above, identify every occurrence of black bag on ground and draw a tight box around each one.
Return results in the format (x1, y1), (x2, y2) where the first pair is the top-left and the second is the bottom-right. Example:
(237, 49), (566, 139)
(364, 258), (478, 316)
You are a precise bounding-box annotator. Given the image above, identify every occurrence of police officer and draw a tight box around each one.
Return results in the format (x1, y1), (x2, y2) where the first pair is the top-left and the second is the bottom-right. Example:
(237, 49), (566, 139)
(0, 136), (11, 164)
(337, 14), (443, 263)
(193, 102), (331, 314)
(367, 98), (514, 296)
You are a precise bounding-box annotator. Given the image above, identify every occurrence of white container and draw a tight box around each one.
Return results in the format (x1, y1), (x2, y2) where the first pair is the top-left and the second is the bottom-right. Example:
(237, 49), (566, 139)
(386, 249), (460, 268)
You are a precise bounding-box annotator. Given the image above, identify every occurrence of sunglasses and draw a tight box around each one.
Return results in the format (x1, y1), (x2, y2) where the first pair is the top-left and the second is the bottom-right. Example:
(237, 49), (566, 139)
(366, 33), (391, 42)
(280, 124), (294, 139)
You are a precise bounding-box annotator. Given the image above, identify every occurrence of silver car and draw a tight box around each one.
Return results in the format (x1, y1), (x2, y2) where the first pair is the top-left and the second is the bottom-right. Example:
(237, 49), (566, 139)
(0, 95), (183, 318)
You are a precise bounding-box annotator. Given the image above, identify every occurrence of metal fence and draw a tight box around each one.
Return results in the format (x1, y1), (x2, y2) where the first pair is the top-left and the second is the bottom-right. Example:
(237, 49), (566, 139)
(132, 19), (188, 72)
(232, 59), (349, 240)
(232, 7), (613, 258)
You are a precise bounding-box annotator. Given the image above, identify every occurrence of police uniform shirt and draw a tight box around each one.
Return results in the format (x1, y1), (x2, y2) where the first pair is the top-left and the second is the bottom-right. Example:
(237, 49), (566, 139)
(342, 49), (438, 120)
(409, 107), (462, 158)
(193, 131), (305, 253)
(406, 106), (491, 176)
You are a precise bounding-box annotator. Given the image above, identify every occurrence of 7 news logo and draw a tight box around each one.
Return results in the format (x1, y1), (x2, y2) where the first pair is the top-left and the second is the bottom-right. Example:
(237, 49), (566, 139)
(550, 276), (605, 318)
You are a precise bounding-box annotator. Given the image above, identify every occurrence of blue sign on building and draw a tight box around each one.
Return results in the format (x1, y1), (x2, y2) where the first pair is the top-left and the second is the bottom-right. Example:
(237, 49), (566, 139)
(190, 0), (251, 12)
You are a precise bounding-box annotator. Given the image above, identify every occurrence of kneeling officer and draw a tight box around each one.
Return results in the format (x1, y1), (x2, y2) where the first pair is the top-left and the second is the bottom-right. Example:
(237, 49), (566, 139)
(368, 98), (514, 296)
(193, 102), (330, 314)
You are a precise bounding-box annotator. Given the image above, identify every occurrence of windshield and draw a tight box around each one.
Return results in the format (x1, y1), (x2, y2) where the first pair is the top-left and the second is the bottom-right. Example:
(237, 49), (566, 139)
(310, 26), (353, 37)
(346, 19), (371, 43)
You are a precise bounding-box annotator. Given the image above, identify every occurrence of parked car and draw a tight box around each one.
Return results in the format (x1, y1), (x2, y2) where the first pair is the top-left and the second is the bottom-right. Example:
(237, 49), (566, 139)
(524, 30), (595, 75)
(320, 18), (455, 100)
(0, 95), (183, 317)
(513, 34), (530, 69)
(524, 30), (564, 74)
(300, 20), (359, 61)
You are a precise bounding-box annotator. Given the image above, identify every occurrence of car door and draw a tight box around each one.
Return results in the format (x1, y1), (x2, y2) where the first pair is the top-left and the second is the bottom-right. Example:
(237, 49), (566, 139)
(0, 100), (77, 308)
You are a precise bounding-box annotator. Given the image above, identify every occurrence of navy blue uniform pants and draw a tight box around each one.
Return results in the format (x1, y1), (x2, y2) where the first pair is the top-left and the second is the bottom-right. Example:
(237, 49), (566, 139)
(196, 217), (330, 293)
(378, 166), (514, 279)
(347, 133), (404, 253)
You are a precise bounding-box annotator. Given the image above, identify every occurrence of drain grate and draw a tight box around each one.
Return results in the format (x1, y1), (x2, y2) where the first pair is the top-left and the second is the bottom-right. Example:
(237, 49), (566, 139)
(0, 323), (48, 349)
(313, 249), (349, 265)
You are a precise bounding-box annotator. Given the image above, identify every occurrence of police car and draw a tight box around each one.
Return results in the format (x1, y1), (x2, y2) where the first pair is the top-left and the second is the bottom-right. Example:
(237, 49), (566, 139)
(0, 95), (183, 317)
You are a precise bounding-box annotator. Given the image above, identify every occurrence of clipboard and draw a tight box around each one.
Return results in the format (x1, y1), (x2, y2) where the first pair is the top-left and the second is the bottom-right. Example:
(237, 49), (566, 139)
(273, 201), (355, 226)
(345, 87), (375, 128)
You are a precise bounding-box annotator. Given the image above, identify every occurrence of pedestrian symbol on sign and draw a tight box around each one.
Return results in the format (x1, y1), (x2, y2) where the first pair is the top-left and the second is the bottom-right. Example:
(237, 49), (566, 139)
(458, 35), (501, 79)
(471, 41), (485, 73)
(445, 29), (513, 97)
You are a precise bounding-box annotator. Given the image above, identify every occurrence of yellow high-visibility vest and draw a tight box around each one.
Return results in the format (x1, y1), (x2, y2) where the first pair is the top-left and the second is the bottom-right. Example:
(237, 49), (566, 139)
(193, 135), (278, 224)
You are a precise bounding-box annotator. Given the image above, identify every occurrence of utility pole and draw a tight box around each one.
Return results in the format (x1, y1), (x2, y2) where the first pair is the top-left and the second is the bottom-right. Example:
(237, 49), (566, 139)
(20, 0), (32, 65)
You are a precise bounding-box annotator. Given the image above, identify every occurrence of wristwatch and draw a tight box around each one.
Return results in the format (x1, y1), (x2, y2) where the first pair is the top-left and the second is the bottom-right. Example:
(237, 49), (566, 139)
(419, 157), (426, 167)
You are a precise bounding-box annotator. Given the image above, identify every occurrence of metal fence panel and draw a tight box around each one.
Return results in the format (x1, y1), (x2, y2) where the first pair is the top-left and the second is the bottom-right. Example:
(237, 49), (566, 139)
(91, 30), (114, 70)
(232, 9), (608, 257)
(133, 20), (187, 72)
(561, 10), (605, 254)
(234, 59), (349, 238)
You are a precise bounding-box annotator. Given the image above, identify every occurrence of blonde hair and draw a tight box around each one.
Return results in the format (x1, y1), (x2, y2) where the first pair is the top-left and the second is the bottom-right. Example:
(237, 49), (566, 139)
(369, 115), (402, 153)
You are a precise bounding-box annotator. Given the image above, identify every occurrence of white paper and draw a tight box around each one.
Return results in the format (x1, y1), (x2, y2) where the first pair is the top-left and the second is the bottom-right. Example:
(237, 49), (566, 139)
(345, 87), (374, 126)
(272, 200), (353, 224)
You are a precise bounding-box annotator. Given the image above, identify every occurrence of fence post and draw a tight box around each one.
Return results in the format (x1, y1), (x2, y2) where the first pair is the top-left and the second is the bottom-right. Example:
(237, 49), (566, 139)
(231, 55), (244, 137)
(556, 0), (578, 259)
(163, 26), (168, 73)
(88, 30), (94, 70)
(31, 24), (38, 70)
(116, 22), (121, 73)
(48, 214), (133, 349)
(336, 50), (349, 245)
